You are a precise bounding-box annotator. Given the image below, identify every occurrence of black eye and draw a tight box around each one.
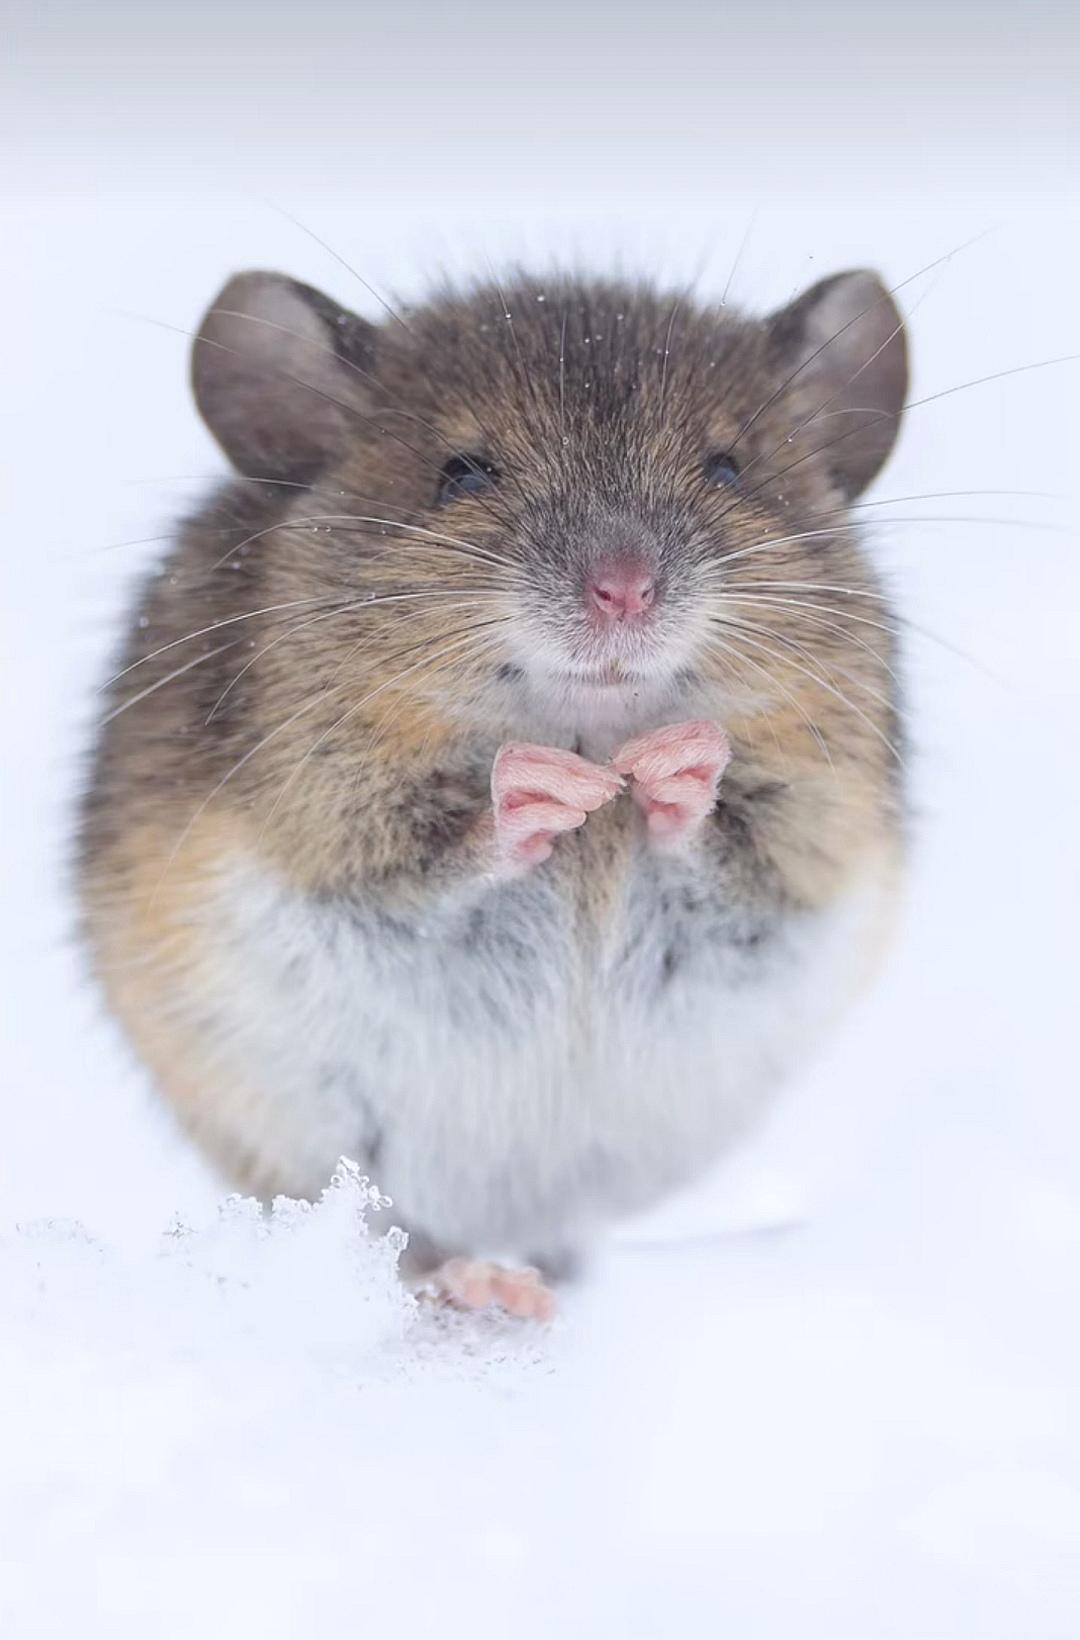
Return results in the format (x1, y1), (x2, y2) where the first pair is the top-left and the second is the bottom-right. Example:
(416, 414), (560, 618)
(436, 453), (500, 505)
(704, 451), (740, 488)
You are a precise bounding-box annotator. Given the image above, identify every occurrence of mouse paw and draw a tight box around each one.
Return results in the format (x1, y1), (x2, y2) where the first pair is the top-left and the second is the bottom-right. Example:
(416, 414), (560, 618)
(426, 1258), (557, 1322)
(491, 743), (623, 871)
(613, 720), (731, 846)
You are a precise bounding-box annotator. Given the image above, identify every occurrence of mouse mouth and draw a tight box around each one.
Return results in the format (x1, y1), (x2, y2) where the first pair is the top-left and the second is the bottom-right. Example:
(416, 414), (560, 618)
(567, 659), (641, 689)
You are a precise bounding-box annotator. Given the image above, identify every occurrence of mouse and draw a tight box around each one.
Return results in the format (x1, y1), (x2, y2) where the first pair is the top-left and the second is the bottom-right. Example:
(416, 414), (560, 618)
(78, 259), (908, 1320)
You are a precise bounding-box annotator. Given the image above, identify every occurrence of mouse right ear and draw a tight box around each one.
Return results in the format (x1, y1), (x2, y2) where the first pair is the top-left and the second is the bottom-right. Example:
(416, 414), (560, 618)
(191, 271), (376, 484)
(765, 269), (908, 499)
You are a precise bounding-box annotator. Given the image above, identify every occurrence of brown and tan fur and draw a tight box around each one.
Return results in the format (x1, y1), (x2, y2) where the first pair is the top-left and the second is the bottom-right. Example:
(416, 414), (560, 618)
(79, 266), (907, 1266)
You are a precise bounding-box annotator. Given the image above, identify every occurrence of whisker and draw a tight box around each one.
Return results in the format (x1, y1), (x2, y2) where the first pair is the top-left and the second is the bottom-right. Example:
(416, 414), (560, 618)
(257, 620), (509, 835)
(707, 510), (1055, 579)
(721, 354), (1075, 530)
(206, 511), (518, 575)
(101, 596), (341, 688)
(658, 295), (683, 413)
(707, 633), (834, 770)
(270, 204), (526, 476)
(558, 307), (568, 442)
(716, 595), (902, 683)
(726, 229), (989, 456)
(726, 584), (1000, 679)
(907, 352), (1080, 412)
(103, 641), (240, 724)
(720, 208), (758, 309)
(151, 616), (504, 906)
(360, 628), (506, 764)
(713, 620), (903, 764)
(726, 256), (952, 495)
(714, 610), (895, 711)
(205, 593), (502, 723)
(267, 201), (420, 341)
(320, 516), (519, 571)
(704, 634), (795, 773)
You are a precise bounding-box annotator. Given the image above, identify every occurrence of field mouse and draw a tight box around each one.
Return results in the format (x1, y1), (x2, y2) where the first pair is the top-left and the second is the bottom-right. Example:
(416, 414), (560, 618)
(79, 260), (907, 1319)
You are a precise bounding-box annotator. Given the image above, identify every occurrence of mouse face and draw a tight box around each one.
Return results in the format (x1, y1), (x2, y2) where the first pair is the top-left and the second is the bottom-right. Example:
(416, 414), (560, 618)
(192, 267), (907, 740)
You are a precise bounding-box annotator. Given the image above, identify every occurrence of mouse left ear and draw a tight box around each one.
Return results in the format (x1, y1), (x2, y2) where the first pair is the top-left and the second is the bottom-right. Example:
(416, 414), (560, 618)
(191, 271), (376, 484)
(765, 270), (908, 499)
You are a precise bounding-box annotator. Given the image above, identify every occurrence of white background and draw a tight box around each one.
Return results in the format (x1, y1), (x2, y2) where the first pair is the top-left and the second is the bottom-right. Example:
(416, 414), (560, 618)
(2, 4), (1078, 1636)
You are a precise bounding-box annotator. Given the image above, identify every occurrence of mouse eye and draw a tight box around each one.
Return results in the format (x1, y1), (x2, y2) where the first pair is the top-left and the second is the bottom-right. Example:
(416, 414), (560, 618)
(436, 453), (500, 504)
(703, 451), (740, 488)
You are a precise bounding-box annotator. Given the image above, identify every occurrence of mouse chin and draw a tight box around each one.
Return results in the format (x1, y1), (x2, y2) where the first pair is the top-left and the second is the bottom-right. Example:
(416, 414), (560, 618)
(528, 659), (689, 729)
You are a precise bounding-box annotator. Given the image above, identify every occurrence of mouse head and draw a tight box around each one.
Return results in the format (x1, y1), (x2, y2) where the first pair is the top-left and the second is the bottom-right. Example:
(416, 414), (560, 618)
(192, 266), (907, 737)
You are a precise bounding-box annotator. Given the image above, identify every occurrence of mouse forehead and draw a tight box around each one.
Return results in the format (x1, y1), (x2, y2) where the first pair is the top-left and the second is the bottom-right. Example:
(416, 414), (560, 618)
(400, 281), (761, 457)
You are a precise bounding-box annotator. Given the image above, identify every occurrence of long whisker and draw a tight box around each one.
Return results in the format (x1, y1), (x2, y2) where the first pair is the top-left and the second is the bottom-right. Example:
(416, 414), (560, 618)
(103, 641), (240, 724)
(721, 349), (1076, 530)
(270, 204), (526, 473)
(267, 201), (420, 341)
(706, 633), (834, 770)
(727, 255), (956, 498)
(101, 596), (341, 687)
(715, 588), (902, 639)
(704, 637), (782, 770)
(206, 511), (518, 575)
(151, 615), (503, 906)
(205, 592), (503, 723)
(707, 511), (1055, 578)
(558, 307), (568, 442)
(725, 584), (1000, 678)
(319, 516), (519, 571)
(359, 628), (506, 765)
(490, 269), (546, 440)
(907, 353), (1080, 412)
(716, 595), (902, 683)
(658, 295), (683, 413)
(713, 620), (903, 764)
(257, 621), (509, 836)
(726, 230), (989, 456)
(714, 610), (895, 711)
(720, 208), (758, 309)
(151, 680), (356, 906)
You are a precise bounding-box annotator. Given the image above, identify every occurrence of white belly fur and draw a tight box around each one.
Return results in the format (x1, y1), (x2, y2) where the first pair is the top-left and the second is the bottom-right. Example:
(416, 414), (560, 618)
(192, 853), (888, 1257)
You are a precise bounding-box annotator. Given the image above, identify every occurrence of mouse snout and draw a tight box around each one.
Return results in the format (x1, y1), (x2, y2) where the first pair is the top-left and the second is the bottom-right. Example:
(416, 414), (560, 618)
(585, 557), (656, 624)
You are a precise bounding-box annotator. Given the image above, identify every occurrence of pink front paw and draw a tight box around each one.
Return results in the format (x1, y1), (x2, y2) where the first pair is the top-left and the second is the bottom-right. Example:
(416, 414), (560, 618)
(491, 743), (623, 870)
(613, 720), (731, 846)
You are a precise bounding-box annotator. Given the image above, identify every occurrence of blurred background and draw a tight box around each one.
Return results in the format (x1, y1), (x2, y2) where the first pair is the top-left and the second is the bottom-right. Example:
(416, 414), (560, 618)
(2, 3), (1078, 1636)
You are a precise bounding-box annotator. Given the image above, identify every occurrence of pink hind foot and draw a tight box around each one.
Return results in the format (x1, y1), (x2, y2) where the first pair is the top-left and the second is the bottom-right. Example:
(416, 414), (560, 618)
(427, 1257), (557, 1322)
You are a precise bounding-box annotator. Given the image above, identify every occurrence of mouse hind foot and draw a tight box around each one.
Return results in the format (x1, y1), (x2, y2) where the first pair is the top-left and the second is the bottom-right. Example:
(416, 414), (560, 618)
(418, 1257), (557, 1322)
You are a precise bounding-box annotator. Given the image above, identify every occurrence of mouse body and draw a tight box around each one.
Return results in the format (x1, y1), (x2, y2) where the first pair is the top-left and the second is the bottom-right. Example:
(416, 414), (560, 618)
(79, 265), (908, 1315)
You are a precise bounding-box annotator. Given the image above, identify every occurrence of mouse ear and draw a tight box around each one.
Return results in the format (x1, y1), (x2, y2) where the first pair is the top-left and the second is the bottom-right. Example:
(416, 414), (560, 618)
(765, 270), (908, 498)
(191, 271), (375, 483)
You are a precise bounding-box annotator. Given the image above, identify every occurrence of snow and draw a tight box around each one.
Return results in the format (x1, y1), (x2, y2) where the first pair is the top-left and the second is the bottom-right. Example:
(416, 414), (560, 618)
(3, 19), (1080, 1632)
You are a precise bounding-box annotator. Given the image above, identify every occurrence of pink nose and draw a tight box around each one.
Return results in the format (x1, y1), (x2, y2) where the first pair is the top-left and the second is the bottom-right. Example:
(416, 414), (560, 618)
(587, 561), (657, 622)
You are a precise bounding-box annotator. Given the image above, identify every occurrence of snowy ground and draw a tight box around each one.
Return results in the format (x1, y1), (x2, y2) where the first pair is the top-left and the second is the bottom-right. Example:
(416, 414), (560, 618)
(3, 13), (1079, 1633)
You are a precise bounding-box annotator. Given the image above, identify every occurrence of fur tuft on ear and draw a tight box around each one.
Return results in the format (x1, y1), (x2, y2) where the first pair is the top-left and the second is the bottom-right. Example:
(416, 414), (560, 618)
(766, 270), (908, 498)
(191, 271), (375, 483)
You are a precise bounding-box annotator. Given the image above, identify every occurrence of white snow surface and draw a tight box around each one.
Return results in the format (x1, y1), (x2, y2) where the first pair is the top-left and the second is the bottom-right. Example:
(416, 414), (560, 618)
(2, 47), (1079, 1638)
